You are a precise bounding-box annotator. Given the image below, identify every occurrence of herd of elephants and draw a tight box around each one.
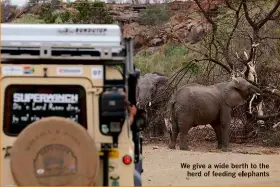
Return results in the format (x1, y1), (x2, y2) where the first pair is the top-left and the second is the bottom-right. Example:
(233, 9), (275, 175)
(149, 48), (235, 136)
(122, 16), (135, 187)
(135, 72), (262, 152)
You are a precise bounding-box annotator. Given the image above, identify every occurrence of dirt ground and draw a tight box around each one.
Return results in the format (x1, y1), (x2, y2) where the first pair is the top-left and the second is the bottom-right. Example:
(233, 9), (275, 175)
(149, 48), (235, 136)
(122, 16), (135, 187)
(142, 141), (280, 186)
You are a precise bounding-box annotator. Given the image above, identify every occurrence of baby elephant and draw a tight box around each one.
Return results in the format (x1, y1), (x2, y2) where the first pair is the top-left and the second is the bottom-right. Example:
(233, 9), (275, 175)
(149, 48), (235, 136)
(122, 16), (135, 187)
(165, 77), (261, 152)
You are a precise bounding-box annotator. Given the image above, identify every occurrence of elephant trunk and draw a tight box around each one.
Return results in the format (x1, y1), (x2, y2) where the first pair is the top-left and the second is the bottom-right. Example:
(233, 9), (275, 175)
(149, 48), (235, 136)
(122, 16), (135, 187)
(137, 97), (152, 110)
(249, 84), (262, 95)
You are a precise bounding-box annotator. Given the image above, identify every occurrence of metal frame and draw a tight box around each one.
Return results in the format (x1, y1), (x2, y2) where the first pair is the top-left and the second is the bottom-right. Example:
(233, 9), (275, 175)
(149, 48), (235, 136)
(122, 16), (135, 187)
(1, 38), (134, 74)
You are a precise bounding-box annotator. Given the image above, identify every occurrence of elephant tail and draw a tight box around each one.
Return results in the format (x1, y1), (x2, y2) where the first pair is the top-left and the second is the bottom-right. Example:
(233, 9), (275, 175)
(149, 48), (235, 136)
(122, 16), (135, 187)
(166, 97), (178, 134)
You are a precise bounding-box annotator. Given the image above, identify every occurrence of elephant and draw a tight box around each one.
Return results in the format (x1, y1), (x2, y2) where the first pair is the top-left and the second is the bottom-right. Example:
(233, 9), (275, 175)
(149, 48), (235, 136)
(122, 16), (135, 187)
(165, 77), (262, 152)
(136, 72), (169, 110)
(136, 72), (169, 136)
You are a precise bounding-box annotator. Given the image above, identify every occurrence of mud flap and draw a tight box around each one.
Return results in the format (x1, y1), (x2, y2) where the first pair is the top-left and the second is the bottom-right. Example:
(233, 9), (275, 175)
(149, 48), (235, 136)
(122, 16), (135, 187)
(134, 159), (142, 186)
(134, 170), (142, 186)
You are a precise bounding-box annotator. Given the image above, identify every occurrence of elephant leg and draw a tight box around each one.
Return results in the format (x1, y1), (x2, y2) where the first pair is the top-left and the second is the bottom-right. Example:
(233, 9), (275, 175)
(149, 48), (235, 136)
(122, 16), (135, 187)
(178, 123), (192, 151)
(210, 123), (222, 149)
(169, 128), (178, 149)
(178, 132), (189, 151)
(220, 109), (232, 152)
(221, 125), (231, 152)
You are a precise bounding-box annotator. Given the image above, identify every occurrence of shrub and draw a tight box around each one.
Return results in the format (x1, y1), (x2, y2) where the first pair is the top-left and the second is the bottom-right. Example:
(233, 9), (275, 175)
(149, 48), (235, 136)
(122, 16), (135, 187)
(39, 3), (58, 23)
(36, 0), (113, 24)
(59, 10), (71, 23)
(11, 14), (45, 23)
(1, 0), (14, 23)
(134, 45), (200, 77)
(72, 0), (113, 24)
(139, 5), (170, 26)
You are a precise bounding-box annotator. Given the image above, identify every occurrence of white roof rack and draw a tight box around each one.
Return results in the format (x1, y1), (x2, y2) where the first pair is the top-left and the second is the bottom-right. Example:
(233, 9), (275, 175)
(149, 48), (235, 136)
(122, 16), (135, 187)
(1, 24), (125, 60)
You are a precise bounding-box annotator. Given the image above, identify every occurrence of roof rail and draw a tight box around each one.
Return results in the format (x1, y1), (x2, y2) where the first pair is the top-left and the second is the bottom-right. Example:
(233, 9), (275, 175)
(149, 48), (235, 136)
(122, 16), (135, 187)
(1, 23), (125, 60)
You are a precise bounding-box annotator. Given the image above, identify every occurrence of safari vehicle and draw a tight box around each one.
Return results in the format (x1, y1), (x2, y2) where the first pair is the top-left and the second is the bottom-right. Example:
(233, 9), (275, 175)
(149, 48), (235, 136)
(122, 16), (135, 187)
(1, 23), (145, 186)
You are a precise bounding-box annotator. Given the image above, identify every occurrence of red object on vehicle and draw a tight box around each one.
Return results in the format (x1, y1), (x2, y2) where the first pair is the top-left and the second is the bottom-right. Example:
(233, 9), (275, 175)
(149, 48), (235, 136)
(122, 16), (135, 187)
(122, 155), (132, 165)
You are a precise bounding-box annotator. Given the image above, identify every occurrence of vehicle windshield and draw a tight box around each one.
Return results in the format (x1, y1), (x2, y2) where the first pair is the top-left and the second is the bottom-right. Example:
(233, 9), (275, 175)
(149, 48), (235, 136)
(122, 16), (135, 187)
(3, 84), (87, 136)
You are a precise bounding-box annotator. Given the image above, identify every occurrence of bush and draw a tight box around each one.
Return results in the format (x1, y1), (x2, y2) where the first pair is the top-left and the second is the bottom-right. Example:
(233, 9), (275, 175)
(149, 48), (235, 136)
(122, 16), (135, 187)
(35, 0), (113, 24)
(39, 3), (59, 23)
(12, 14), (45, 23)
(1, 0), (14, 23)
(134, 45), (200, 77)
(264, 131), (280, 147)
(72, 0), (113, 24)
(139, 5), (170, 26)
(58, 10), (71, 23)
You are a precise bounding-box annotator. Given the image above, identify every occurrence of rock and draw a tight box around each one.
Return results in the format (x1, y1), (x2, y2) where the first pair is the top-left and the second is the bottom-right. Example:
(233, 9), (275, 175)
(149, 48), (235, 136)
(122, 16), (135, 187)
(173, 23), (186, 31)
(150, 38), (163, 46)
(152, 146), (159, 149)
(186, 22), (206, 44)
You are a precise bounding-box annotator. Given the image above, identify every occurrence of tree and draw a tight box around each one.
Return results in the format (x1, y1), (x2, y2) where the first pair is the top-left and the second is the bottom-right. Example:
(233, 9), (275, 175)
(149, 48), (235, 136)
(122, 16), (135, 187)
(1, 0), (12, 23)
(168, 0), (280, 135)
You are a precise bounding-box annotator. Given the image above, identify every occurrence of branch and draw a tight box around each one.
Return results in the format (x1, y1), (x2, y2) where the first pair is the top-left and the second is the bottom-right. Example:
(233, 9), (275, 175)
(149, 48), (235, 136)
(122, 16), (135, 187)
(257, 0), (280, 28)
(224, 0), (237, 11)
(249, 94), (257, 114)
(225, 1), (243, 50)
(224, 1), (243, 68)
(263, 88), (280, 98)
(259, 36), (280, 40)
(193, 0), (216, 26)
(242, 0), (257, 29)
(269, 11), (280, 20)
(254, 112), (280, 120)
(207, 58), (232, 73)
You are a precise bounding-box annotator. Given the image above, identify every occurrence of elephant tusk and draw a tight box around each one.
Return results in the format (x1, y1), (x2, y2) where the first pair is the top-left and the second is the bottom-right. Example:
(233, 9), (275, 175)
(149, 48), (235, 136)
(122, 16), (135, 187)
(149, 101), (152, 107)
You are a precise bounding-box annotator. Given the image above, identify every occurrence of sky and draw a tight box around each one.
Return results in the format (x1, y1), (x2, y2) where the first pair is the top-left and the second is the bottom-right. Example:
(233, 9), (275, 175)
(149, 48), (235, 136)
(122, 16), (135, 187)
(10, 0), (28, 6)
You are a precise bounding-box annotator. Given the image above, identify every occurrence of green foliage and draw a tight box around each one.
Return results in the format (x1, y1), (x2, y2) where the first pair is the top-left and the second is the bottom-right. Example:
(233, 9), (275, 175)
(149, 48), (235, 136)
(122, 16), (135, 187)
(139, 5), (170, 26)
(39, 3), (58, 23)
(134, 45), (200, 76)
(28, 0), (39, 3)
(11, 14), (45, 23)
(59, 10), (71, 23)
(165, 45), (187, 57)
(36, 0), (113, 24)
(72, 0), (113, 24)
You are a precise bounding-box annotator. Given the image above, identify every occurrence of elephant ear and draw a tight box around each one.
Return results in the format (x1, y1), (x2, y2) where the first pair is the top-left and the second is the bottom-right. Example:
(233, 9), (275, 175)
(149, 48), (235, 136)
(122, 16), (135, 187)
(155, 76), (169, 92)
(222, 79), (247, 107)
(149, 76), (168, 103)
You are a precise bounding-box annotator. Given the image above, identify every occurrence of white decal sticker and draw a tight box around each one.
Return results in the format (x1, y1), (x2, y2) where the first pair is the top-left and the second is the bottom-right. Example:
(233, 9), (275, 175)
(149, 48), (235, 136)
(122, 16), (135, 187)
(56, 67), (83, 75)
(13, 93), (79, 104)
(2, 66), (23, 75)
(36, 169), (45, 175)
(92, 67), (103, 79)
(11, 93), (81, 124)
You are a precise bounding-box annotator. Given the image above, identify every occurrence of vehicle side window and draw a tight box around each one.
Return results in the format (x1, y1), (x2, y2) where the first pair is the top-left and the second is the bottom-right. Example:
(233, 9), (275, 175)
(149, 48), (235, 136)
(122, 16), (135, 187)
(3, 85), (87, 136)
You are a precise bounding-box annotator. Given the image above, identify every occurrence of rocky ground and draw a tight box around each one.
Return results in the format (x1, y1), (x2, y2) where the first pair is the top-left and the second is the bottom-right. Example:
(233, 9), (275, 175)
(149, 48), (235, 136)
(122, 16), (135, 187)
(142, 142), (280, 186)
